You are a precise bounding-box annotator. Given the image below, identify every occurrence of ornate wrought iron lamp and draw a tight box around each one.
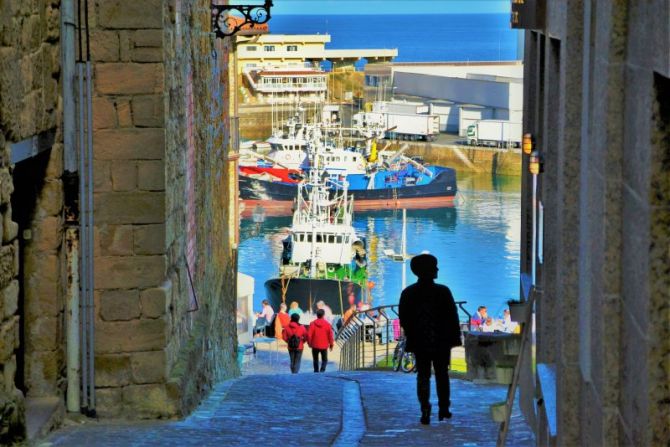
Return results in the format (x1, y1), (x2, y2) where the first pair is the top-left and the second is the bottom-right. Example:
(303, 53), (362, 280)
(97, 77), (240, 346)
(211, 1), (273, 38)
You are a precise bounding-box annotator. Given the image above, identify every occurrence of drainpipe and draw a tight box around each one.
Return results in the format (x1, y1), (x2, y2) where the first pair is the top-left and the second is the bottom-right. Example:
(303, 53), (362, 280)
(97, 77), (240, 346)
(61, 0), (80, 413)
(64, 228), (80, 412)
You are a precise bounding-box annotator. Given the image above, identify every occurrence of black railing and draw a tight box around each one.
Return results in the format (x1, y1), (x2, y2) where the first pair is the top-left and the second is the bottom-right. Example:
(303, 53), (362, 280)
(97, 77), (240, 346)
(337, 304), (399, 371)
(337, 301), (472, 371)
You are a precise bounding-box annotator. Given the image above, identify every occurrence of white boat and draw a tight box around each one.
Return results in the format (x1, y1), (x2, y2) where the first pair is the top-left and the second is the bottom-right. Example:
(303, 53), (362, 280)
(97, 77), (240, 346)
(264, 137), (368, 314)
(240, 108), (368, 175)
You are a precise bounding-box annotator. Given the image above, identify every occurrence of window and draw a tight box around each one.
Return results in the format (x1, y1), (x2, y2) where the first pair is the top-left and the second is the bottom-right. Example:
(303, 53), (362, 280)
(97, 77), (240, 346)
(246, 46), (257, 51)
(264, 45), (275, 52)
(287, 45), (298, 52)
(328, 235), (335, 243)
(316, 234), (323, 243)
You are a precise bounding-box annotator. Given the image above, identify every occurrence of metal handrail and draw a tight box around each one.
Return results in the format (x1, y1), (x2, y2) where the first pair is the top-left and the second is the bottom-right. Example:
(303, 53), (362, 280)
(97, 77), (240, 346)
(337, 304), (400, 371)
(337, 301), (472, 371)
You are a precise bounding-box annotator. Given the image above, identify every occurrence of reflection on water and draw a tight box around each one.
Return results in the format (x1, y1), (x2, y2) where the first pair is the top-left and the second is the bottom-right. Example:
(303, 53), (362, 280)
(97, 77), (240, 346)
(239, 173), (521, 319)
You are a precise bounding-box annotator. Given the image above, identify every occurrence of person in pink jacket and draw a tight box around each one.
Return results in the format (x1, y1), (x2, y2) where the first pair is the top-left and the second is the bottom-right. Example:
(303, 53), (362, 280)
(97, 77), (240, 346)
(307, 309), (334, 372)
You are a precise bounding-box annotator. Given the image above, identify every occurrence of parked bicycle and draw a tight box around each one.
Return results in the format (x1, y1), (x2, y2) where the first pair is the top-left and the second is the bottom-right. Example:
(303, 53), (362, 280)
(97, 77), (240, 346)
(391, 336), (416, 373)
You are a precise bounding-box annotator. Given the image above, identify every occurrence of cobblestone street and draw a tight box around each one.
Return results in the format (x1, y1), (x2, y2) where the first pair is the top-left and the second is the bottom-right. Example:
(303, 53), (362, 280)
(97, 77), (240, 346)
(40, 349), (534, 447)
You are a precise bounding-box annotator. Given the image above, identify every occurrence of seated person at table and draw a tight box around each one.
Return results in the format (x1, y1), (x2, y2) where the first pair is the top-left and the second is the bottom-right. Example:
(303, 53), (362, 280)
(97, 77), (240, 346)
(254, 300), (275, 336)
(471, 306), (488, 330)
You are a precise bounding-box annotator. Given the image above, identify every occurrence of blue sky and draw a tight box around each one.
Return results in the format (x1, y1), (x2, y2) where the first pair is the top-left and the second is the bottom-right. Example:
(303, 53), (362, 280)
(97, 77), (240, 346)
(271, 1), (510, 15)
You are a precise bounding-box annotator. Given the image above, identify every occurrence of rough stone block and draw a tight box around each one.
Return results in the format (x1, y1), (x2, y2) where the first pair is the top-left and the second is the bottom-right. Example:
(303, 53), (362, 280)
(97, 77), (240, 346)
(93, 96), (117, 130)
(0, 244), (18, 291)
(99, 224), (133, 256)
(2, 280), (18, 318)
(94, 191), (165, 225)
(100, 289), (140, 321)
(97, 0), (163, 29)
(25, 350), (60, 396)
(131, 30), (163, 48)
(95, 354), (131, 387)
(26, 316), (59, 351)
(44, 144), (64, 180)
(133, 224), (164, 255)
(31, 216), (61, 252)
(116, 99), (132, 127)
(90, 30), (120, 62)
(111, 160), (137, 192)
(132, 95), (164, 127)
(94, 160), (113, 192)
(95, 318), (166, 354)
(140, 287), (166, 318)
(131, 48), (163, 63)
(122, 383), (177, 418)
(94, 255), (166, 289)
(95, 63), (164, 95)
(94, 128), (165, 161)
(137, 161), (164, 191)
(94, 387), (124, 418)
(0, 387), (26, 442)
(2, 354), (16, 393)
(3, 212), (18, 243)
(24, 273), (59, 319)
(130, 350), (166, 384)
(0, 169), (14, 204)
(37, 179), (63, 217)
(0, 316), (19, 361)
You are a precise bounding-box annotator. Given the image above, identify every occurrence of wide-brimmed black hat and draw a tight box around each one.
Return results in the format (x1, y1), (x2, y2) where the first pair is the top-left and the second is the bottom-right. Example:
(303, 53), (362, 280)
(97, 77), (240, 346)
(410, 254), (438, 278)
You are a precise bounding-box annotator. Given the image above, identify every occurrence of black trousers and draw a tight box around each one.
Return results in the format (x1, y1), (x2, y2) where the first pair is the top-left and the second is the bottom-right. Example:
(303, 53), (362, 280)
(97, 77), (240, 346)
(288, 349), (303, 373)
(311, 348), (328, 372)
(414, 351), (451, 411)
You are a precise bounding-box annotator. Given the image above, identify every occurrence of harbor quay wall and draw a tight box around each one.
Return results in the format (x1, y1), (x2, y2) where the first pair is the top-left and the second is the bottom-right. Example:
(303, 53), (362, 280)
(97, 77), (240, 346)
(386, 142), (522, 176)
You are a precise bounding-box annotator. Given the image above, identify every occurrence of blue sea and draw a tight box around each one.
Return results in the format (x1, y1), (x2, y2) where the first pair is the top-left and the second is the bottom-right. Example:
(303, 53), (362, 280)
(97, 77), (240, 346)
(269, 14), (520, 62)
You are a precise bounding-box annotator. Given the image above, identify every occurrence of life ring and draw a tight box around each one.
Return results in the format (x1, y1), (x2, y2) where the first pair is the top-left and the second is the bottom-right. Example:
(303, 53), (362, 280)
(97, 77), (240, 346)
(284, 154), (291, 161)
(327, 266), (335, 273)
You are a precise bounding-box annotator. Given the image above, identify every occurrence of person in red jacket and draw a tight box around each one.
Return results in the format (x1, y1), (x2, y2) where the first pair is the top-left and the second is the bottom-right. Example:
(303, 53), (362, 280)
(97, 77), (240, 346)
(282, 313), (308, 373)
(307, 308), (334, 372)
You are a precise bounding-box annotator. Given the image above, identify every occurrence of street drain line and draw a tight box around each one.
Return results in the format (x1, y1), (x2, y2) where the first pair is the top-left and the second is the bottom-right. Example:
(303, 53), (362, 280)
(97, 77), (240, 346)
(332, 380), (365, 446)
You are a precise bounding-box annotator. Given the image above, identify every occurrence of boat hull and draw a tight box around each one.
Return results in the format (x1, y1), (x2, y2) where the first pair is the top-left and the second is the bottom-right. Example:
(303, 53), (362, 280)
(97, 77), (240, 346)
(240, 168), (457, 217)
(264, 278), (363, 315)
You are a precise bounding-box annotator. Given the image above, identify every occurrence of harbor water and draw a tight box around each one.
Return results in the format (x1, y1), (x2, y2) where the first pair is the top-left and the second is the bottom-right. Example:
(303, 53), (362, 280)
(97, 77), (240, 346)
(239, 173), (521, 321)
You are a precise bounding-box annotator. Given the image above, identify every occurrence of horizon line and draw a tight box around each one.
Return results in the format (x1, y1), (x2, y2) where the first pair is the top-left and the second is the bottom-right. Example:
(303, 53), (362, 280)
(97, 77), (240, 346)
(272, 12), (509, 16)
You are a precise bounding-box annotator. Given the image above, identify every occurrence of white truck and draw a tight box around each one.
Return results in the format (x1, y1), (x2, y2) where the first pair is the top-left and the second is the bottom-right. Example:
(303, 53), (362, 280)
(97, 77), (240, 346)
(466, 120), (522, 148)
(353, 111), (440, 141)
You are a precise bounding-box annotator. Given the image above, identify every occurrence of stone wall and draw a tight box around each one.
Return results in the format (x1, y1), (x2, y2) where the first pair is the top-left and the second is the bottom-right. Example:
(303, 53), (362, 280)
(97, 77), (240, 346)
(521, 0), (670, 445)
(0, 0), (64, 442)
(162, 0), (238, 415)
(90, 0), (237, 418)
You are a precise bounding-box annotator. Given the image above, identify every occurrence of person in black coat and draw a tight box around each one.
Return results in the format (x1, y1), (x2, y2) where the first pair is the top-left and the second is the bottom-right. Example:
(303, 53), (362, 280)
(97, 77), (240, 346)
(398, 254), (461, 425)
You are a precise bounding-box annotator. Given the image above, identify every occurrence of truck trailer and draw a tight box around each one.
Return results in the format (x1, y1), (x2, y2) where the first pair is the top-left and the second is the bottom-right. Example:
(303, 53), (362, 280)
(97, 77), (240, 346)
(353, 111), (440, 141)
(466, 120), (522, 148)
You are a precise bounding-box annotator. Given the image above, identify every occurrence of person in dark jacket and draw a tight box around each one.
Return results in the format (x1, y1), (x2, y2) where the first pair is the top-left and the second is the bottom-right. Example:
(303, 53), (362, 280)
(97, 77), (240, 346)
(398, 254), (461, 425)
(282, 313), (308, 373)
(307, 309), (334, 372)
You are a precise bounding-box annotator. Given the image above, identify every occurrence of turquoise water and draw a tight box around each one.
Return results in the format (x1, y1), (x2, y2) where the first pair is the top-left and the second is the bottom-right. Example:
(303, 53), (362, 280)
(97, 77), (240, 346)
(238, 173), (521, 320)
